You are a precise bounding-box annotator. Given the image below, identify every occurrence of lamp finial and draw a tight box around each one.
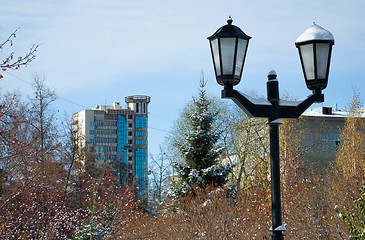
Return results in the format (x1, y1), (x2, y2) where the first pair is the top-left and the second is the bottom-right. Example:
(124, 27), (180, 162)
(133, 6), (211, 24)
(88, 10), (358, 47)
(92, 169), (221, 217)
(227, 16), (233, 25)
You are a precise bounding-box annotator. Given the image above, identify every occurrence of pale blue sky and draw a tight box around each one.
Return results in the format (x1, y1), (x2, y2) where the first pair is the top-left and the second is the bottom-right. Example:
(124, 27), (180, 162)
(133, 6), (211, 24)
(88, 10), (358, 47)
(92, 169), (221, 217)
(1, 0), (365, 156)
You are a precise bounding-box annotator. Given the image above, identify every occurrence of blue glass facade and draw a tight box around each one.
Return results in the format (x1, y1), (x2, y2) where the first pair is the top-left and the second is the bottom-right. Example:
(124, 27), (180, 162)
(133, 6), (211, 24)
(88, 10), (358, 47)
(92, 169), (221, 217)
(135, 116), (148, 128)
(135, 148), (148, 195)
(136, 139), (147, 145)
(135, 116), (148, 196)
(136, 131), (147, 137)
(117, 115), (127, 185)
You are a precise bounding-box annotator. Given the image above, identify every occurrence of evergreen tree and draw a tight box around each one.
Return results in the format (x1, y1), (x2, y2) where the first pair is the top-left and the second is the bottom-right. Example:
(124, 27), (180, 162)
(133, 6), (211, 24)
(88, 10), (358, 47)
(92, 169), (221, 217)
(172, 79), (231, 195)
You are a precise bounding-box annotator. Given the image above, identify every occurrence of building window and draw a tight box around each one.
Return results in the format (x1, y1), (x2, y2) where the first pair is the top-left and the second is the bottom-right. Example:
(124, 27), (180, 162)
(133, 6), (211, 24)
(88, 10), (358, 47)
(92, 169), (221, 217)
(98, 130), (104, 134)
(142, 103), (147, 113)
(89, 130), (94, 135)
(335, 140), (341, 151)
(128, 123), (133, 128)
(89, 138), (94, 143)
(90, 122), (94, 126)
(136, 103), (139, 113)
(128, 131), (132, 136)
(89, 147), (94, 152)
(98, 155), (104, 161)
(98, 122), (104, 126)
(128, 140), (132, 145)
(135, 116), (147, 128)
(136, 139), (147, 145)
(98, 147), (103, 152)
(322, 134), (340, 152)
(136, 131), (147, 137)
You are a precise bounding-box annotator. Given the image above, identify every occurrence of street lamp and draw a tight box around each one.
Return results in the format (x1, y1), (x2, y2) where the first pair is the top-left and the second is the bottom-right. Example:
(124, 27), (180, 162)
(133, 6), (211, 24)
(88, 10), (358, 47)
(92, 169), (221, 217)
(208, 16), (251, 86)
(295, 23), (335, 94)
(208, 18), (334, 240)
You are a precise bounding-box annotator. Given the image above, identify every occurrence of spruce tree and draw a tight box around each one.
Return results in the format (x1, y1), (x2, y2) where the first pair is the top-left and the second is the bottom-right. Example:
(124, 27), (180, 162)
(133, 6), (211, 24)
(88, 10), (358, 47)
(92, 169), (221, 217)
(173, 79), (231, 195)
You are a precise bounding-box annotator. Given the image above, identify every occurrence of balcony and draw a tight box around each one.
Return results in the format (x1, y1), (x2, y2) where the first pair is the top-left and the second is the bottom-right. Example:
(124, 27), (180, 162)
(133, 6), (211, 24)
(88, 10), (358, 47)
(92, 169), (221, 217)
(96, 134), (117, 138)
(96, 125), (117, 130)
(95, 142), (117, 147)
(105, 151), (118, 155)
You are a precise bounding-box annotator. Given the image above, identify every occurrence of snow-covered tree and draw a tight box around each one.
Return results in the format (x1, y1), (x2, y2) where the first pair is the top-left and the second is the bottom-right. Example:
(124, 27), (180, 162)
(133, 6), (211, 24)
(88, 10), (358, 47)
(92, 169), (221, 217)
(171, 78), (231, 196)
(75, 171), (140, 240)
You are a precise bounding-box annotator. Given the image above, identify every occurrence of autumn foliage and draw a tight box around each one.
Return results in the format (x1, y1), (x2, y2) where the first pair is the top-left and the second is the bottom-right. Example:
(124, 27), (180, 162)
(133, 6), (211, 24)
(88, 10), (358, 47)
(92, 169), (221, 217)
(1, 30), (365, 239)
(2, 81), (360, 239)
(0, 176), (84, 239)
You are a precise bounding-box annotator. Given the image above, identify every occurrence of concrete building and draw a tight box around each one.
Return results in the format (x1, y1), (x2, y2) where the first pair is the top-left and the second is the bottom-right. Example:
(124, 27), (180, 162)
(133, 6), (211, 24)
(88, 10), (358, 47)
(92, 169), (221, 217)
(298, 106), (351, 169)
(73, 95), (150, 197)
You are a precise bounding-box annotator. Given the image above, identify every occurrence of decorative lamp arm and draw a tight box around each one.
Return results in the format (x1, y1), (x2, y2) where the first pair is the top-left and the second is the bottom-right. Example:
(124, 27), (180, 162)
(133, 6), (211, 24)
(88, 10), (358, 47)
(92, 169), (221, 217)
(222, 83), (324, 119)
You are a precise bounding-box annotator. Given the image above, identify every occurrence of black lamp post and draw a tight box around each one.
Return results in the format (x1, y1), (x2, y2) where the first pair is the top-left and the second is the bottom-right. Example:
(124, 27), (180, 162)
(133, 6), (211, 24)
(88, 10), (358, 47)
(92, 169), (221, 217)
(208, 18), (334, 240)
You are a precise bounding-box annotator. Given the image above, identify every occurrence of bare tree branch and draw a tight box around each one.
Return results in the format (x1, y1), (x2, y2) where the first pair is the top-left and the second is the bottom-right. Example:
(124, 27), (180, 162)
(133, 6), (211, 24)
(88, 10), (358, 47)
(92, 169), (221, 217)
(0, 28), (39, 71)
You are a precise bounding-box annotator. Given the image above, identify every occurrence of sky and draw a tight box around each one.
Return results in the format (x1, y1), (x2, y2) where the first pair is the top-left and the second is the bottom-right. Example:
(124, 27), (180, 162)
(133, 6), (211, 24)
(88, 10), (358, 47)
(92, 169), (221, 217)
(1, 0), (365, 156)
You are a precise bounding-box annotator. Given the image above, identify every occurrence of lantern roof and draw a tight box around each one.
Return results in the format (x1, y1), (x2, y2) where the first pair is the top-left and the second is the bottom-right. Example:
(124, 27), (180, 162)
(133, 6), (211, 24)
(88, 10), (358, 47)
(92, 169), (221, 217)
(295, 23), (334, 44)
(207, 16), (251, 40)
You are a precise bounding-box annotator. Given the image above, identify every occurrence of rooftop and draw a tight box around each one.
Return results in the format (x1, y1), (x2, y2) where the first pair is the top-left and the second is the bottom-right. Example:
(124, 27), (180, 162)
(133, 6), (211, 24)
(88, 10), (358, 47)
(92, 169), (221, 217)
(301, 106), (365, 119)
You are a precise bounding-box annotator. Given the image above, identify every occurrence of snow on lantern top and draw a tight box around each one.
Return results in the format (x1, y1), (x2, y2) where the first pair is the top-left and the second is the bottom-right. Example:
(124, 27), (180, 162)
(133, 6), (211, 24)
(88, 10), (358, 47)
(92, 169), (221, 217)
(295, 23), (334, 43)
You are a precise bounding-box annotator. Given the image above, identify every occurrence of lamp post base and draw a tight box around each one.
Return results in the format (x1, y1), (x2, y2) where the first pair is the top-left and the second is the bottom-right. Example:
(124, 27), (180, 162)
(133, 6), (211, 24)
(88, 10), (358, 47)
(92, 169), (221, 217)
(271, 232), (285, 240)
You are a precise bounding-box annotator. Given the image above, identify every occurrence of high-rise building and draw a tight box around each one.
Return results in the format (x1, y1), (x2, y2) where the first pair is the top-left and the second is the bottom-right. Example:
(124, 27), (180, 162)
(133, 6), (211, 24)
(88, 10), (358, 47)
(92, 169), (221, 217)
(73, 95), (150, 197)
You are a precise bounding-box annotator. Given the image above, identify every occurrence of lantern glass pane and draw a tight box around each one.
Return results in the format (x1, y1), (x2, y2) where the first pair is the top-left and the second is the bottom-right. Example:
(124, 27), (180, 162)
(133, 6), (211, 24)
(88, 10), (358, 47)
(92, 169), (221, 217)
(220, 38), (236, 75)
(300, 44), (315, 80)
(234, 39), (248, 77)
(210, 39), (221, 76)
(316, 43), (330, 79)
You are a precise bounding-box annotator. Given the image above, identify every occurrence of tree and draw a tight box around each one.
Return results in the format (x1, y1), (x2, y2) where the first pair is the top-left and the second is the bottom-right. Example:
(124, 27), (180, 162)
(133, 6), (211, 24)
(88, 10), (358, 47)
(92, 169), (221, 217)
(0, 76), (61, 180)
(170, 78), (230, 195)
(221, 111), (269, 190)
(0, 91), (27, 174)
(148, 147), (171, 208)
(0, 28), (38, 79)
(336, 179), (365, 239)
(0, 174), (84, 239)
(330, 90), (365, 239)
(0, 78), (87, 239)
(165, 77), (272, 194)
(280, 118), (308, 191)
(334, 90), (365, 179)
(75, 170), (140, 240)
(0, 30), (40, 194)
(28, 75), (58, 162)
